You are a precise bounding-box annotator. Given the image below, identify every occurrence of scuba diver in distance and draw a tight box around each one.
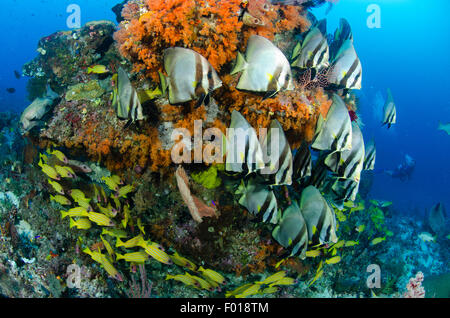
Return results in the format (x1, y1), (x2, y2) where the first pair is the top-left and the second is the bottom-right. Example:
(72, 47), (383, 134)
(384, 154), (416, 181)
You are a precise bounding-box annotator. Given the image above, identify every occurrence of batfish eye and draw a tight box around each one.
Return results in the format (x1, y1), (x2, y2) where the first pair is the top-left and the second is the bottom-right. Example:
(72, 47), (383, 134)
(263, 3), (270, 11)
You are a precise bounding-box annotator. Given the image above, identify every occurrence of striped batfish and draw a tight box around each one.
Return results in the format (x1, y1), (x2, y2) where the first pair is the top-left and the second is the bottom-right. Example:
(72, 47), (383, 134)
(292, 140), (312, 182)
(299, 186), (338, 245)
(363, 139), (376, 170)
(329, 18), (353, 60)
(311, 94), (352, 152)
(307, 156), (328, 190)
(328, 39), (362, 90)
(236, 175), (279, 224)
(329, 177), (360, 206)
(291, 19), (329, 70)
(382, 88), (396, 128)
(260, 119), (293, 185)
(231, 35), (294, 99)
(112, 67), (144, 127)
(161, 47), (222, 106)
(225, 110), (264, 174)
(324, 122), (365, 183)
(272, 200), (309, 259)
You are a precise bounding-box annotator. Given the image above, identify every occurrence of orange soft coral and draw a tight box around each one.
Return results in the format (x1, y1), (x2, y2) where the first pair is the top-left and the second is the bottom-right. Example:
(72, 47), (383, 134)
(114, 0), (243, 82)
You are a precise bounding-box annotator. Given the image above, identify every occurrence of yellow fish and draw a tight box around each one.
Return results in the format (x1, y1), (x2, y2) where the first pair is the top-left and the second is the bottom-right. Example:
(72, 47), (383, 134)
(356, 224), (365, 233)
(139, 239), (172, 265)
(69, 217), (92, 230)
(225, 283), (254, 298)
(116, 184), (134, 198)
(97, 203), (117, 218)
(101, 176), (119, 191)
(371, 237), (386, 245)
(55, 165), (75, 178)
(110, 194), (121, 212)
(87, 212), (115, 227)
(77, 200), (92, 211)
(235, 284), (261, 298)
(309, 269), (324, 286)
(61, 207), (89, 219)
(257, 271), (286, 285)
(137, 218), (145, 234)
(166, 273), (199, 288)
(305, 250), (321, 258)
(198, 266), (225, 285)
(115, 251), (148, 264)
(261, 286), (279, 295)
(38, 158), (60, 180)
(100, 235), (115, 261)
(170, 251), (197, 271)
(83, 247), (103, 263)
(325, 256), (341, 265)
(50, 194), (71, 205)
(48, 149), (68, 163)
(137, 87), (163, 103)
(87, 64), (109, 74)
(269, 276), (295, 287)
(186, 273), (214, 291)
(100, 254), (122, 281)
(331, 240), (345, 250)
(122, 204), (130, 228)
(111, 175), (123, 185)
(101, 227), (127, 238)
(116, 235), (143, 248)
(344, 240), (359, 247)
(69, 189), (89, 203)
(48, 179), (64, 195)
(274, 258), (288, 269)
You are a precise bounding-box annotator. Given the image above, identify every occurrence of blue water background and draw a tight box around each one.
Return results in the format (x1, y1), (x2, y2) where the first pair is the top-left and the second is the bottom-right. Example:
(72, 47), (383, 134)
(1, 0), (449, 218)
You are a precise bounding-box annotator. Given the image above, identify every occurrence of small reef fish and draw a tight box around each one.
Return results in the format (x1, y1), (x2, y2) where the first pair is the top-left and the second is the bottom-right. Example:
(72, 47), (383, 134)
(312, 94), (352, 152)
(169, 251), (197, 271)
(261, 286), (279, 295)
(101, 227), (127, 239)
(137, 87), (163, 103)
(86, 212), (115, 227)
(382, 88), (396, 129)
(116, 184), (134, 198)
(87, 65), (109, 74)
(161, 47), (222, 106)
(309, 266), (324, 286)
(100, 254), (122, 281)
(48, 149), (68, 164)
(225, 283), (254, 298)
(50, 194), (71, 205)
(272, 200), (308, 259)
(97, 203), (117, 218)
(292, 141), (312, 182)
(438, 122), (450, 135)
(331, 240), (345, 249)
(344, 240), (359, 247)
(231, 35), (294, 99)
(355, 224), (365, 233)
(100, 235), (115, 260)
(83, 247), (103, 263)
(48, 179), (64, 195)
(269, 276), (295, 287)
(116, 235), (144, 248)
(198, 266), (226, 285)
(292, 19), (329, 70)
(61, 207), (89, 219)
(235, 283), (261, 298)
(69, 189), (90, 203)
(112, 68), (144, 127)
(115, 251), (148, 264)
(371, 237), (386, 245)
(363, 139), (376, 171)
(122, 204), (130, 228)
(138, 239), (172, 265)
(54, 165), (75, 178)
(101, 176), (120, 191)
(305, 249), (321, 258)
(325, 255), (341, 265)
(418, 232), (435, 243)
(136, 218), (145, 234)
(69, 217), (92, 230)
(186, 273), (214, 291)
(166, 273), (200, 288)
(38, 158), (60, 180)
(257, 271), (286, 285)
(110, 194), (121, 212)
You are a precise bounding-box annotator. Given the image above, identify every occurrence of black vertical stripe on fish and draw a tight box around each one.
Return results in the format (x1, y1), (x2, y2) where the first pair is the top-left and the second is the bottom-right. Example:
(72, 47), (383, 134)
(293, 142), (312, 180)
(207, 66), (215, 91)
(308, 37), (327, 68)
(339, 57), (360, 87)
(290, 225), (308, 252)
(267, 65), (283, 92)
(348, 67), (361, 89)
(194, 53), (205, 98)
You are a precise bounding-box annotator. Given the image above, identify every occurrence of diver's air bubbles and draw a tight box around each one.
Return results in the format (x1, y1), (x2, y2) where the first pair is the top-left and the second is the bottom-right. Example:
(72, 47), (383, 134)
(366, 4), (381, 29)
(66, 4), (81, 29)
